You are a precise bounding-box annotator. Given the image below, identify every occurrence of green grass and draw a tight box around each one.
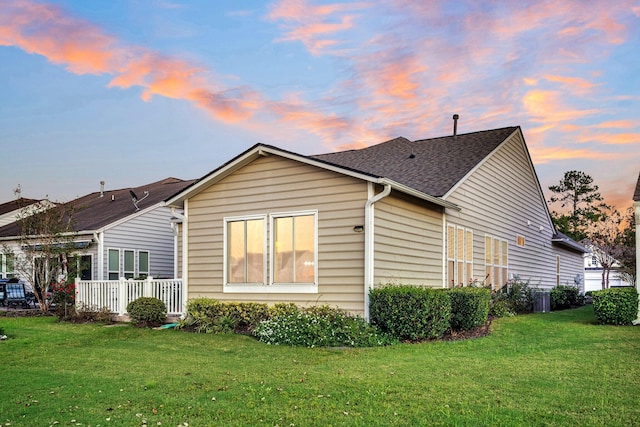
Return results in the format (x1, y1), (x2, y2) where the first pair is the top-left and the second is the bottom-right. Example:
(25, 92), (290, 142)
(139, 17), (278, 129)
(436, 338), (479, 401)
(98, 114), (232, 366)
(1, 306), (639, 426)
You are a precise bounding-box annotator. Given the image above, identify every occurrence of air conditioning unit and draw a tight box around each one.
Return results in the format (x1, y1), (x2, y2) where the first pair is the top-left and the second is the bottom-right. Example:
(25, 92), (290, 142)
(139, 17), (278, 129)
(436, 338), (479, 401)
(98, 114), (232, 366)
(533, 290), (550, 313)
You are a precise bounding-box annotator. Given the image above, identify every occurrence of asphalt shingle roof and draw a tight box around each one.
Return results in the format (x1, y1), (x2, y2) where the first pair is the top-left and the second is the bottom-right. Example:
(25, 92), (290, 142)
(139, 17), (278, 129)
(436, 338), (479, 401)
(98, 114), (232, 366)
(0, 178), (195, 237)
(311, 126), (518, 197)
(0, 198), (40, 216)
(634, 172), (640, 202)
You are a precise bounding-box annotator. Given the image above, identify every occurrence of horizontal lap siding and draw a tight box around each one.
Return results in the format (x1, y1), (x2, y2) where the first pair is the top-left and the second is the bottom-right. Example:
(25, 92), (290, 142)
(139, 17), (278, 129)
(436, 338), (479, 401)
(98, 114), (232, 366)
(103, 207), (176, 279)
(445, 131), (582, 288)
(374, 194), (444, 287)
(186, 156), (369, 313)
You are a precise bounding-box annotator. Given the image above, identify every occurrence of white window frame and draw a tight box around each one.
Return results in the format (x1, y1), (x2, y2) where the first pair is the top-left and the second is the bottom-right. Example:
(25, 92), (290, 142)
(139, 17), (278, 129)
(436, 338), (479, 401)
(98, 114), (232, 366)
(223, 214), (267, 293)
(223, 211), (318, 294)
(485, 235), (508, 290)
(269, 210), (318, 292)
(1, 253), (15, 279)
(138, 250), (150, 278)
(123, 249), (135, 279)
(446, 224), (473, 287)
(107, 248), (120, 280)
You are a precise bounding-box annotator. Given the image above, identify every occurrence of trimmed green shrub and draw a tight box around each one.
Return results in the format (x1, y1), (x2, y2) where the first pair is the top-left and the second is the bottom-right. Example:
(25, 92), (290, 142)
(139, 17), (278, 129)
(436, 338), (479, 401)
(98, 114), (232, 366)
(254, 305), (394, 347)
(179, 298), (271, 333)
(447, 287), (491, 331)
(489, 299), (515, 318)
(492, 280), (535, 314)
(369, 285), (451, 341)
(126, 297), (167, 326)
(592, 287), (639, 325)
(550, 285), (583, 310)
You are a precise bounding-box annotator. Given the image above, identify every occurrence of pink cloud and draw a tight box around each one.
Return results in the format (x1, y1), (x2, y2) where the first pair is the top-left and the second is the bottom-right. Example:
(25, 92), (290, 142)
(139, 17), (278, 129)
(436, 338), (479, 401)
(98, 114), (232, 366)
(267, 0), (370, 55)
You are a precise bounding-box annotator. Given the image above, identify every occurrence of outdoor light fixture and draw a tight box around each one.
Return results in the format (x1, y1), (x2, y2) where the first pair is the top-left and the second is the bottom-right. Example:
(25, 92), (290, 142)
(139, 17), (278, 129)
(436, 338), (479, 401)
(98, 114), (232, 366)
(353, 225), (364, 233)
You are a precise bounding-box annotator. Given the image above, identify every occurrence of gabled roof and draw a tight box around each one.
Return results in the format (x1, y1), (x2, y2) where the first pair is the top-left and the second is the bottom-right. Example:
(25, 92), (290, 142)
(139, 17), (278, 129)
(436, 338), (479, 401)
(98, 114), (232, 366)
(634, 172), (640, 202)
(0, 198), (40, 216)
(312, 127), (519, 197)
(0, 178), (195, 238)
(167, 127), (519, 210)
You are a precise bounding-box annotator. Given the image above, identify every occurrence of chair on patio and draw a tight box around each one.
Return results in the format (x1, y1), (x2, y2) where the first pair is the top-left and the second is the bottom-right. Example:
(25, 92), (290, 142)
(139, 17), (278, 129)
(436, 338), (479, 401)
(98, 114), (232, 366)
(5, 279), (32, 309)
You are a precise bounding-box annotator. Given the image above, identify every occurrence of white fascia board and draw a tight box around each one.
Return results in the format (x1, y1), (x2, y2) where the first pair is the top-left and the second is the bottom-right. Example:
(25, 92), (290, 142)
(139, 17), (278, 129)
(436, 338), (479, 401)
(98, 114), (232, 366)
(165, 145), (382, 207)
(381, 178), (460, 211)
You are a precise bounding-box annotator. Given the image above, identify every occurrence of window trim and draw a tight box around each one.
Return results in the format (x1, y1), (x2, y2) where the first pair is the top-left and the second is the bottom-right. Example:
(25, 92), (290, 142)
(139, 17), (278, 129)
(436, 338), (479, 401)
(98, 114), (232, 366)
(123, 249), (135, 279)
(223, 214), (268, 292)
(1, 253), (15, 279)
(107, 248), (120, 280)
(485, 234), (508, 290)
(446, 224), (473, 287)
(223, 211), (318, 294)
(269, 210), (318, 290)
(138, 250), (150, 278)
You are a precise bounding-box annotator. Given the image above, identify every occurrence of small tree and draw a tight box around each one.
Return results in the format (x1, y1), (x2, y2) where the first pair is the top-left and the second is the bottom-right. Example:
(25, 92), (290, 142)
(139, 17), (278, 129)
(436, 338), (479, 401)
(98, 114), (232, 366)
(617, 207), (636, 286)
(584, 207), (625, 289)
(548, 170), (609, 242)
(2, 192), (78, 313)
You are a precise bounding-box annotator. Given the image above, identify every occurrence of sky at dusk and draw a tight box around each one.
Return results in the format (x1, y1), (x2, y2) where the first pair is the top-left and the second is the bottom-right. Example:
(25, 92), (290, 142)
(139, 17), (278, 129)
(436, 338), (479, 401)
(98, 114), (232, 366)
(1, 0), (639, 212)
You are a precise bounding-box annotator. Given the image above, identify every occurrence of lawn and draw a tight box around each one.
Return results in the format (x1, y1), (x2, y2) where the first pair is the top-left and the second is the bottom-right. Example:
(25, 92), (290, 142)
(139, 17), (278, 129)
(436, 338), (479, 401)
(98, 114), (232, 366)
(1, 306), (639, 426)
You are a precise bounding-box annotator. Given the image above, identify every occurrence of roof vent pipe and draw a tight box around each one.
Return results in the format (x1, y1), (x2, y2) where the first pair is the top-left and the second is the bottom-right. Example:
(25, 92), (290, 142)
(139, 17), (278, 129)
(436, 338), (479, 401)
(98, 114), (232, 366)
(453, 114), (459, 137)
(100, 181), (105, 197)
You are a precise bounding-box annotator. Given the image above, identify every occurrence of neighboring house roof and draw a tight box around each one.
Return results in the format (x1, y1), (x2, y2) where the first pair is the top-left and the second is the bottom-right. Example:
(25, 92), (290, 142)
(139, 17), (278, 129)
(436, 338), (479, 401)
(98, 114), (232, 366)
(311, 126), (519, 197)
(552, 231), (588, 253)
(0, 178), (196, 238)
(0, 198), (40, 216)
(634, 171), (640, 202)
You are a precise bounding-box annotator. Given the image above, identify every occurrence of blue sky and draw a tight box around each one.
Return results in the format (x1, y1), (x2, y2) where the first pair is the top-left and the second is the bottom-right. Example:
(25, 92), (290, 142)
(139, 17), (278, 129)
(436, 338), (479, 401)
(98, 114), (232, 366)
(0, 0), (638, 211)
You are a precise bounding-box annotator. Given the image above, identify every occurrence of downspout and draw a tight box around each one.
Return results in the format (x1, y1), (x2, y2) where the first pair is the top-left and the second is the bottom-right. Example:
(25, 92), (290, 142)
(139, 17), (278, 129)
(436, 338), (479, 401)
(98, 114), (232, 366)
(364, 182), (392, 321)
(171, 206), (188, 318)
(93, 232), (103, 280)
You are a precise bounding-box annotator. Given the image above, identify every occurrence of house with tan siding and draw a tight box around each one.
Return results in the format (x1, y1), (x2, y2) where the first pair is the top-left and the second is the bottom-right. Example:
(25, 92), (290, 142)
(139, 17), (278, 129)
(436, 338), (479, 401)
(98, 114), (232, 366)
(166, 126), (585, 318)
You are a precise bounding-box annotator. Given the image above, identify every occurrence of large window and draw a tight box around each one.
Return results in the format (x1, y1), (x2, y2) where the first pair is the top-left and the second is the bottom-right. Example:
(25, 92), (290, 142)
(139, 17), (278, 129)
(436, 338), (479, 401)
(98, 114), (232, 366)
(272, 213), (316, 284)
(447, 224), (473, 287)
(485, 235), (508, 290)
(224, 211), (317, 292)
(225, 216), (266, 284)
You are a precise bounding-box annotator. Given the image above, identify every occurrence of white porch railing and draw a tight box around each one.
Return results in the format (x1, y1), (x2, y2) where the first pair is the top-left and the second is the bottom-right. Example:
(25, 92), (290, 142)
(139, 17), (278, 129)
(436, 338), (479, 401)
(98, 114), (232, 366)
(75, 277), (183, 316)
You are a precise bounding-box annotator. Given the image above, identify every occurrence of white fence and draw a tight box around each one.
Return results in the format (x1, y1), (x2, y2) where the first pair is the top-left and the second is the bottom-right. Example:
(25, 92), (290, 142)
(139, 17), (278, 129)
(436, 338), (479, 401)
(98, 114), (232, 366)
(75, 277), (183, 316)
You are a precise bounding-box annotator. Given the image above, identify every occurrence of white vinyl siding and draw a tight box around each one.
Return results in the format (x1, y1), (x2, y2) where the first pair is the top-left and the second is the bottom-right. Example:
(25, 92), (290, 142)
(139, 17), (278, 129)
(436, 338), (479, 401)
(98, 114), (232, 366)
(102, 206), (177, 280)
(444, 129), (584, 289)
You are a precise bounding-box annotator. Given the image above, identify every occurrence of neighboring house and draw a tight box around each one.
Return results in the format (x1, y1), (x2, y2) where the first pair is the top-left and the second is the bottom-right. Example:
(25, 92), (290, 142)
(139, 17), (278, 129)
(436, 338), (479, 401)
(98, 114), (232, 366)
(0, 198), (46, 278)
(0, 198), (42, 228)
(583, 248), (631, 292)
(166, 126), (586, 318)
(0, 178), (195, 283)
